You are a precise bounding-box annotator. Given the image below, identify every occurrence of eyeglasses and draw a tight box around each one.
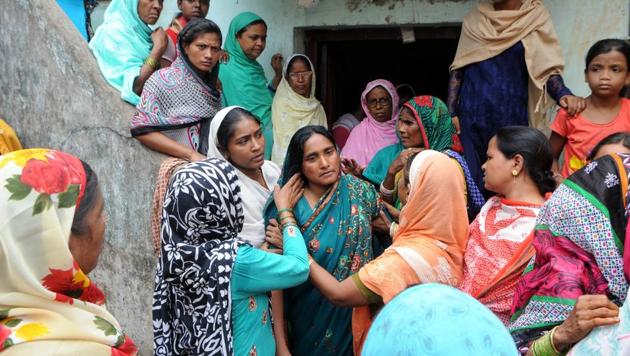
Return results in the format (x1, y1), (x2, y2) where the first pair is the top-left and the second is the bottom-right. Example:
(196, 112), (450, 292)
(367, 98), (392, 108)
(287, 71), (313, 80)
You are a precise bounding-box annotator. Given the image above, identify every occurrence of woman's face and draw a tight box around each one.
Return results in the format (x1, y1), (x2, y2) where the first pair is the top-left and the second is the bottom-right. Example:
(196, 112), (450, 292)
(481, 136), (517, 194)
(69, 189), (106, 275)
(287, 58), (313, 97)
(237, 23), (267, 60)
(397, 106), (424, 149)
(365, 86), (393, 123)
(592, 142), (630, 160)
(178, 0), (209, 20)
(137, 0), (163, 25)
(184, 32), (222, 74)
(224, 117), (265, 171)
(301, 134), (340, 188)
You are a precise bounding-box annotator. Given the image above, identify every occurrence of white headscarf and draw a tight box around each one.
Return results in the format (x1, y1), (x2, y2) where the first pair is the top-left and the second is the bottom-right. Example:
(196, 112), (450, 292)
(271, 54), (327, 165)
(208, 106), (281, 247)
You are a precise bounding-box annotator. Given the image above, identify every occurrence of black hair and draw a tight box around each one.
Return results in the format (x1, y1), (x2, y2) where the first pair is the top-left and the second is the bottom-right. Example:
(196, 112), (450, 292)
(71, 161), (100, 235)
(495, 126), (556, 195)
(216, 107), (260, 153)
(587, 131), (630, 160)
(396, 84), (416, 105)
(179, 18), (222, 48)
(585, 39), (630, 69)
(236, 19), (267, 38)
(403, 151), (420, 186)
(178, 0), (210, 5)
(283, 126), (337, 183)
(286, 55), (312, 75)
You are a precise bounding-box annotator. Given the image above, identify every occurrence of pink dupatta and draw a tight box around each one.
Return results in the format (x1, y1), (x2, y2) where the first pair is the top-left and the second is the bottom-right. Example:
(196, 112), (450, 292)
(340, 79), (400, 167)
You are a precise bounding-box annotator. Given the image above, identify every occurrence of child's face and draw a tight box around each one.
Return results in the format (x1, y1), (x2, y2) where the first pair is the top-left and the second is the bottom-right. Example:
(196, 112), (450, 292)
(592, 142), (630, 161)
(179, 0), (209, 20)
(585, 50), (630, 98)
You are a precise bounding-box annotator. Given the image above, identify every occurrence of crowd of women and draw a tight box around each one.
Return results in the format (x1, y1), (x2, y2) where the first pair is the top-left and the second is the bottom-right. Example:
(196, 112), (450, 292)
(2, 0), (630, 355)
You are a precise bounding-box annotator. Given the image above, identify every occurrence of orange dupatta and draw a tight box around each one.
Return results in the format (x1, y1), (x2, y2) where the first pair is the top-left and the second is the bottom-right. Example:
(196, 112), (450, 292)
(352, 150), (469, 354)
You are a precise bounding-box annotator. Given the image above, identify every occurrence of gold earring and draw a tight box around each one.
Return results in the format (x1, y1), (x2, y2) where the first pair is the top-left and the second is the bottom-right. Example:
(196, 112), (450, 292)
(512, 170), (518, 176)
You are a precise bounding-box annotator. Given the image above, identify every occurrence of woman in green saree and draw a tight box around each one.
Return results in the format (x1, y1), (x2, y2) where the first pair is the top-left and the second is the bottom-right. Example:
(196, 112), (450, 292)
(264, 126), (381, 355)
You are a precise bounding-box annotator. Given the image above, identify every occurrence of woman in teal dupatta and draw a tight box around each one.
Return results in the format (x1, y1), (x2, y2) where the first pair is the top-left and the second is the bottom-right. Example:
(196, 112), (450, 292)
(220, 12), (281, 160)
(264, 126), (381, 356)
(89, 0), (166, 105)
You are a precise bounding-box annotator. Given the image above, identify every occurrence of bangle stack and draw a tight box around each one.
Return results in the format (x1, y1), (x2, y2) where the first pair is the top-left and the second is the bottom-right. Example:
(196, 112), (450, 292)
(530, 327), (562, 356)
(277, 208), (297, 230)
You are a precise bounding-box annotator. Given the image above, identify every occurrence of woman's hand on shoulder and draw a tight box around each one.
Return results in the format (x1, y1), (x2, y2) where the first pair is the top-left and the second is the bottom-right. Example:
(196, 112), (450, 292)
(341, 158), (364, 177)
(273, 174), (304, 211)
(388, 148), (422, 176)
(559, 95), (587, 117)
(552, 294), (619, 351)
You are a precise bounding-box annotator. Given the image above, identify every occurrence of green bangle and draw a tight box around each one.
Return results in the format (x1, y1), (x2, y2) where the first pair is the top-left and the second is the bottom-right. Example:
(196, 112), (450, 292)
(277, 208), (294, 215)
(144, 57), (159, 70)
(279, 215), (295, 222)
(531, 331), (560, 356)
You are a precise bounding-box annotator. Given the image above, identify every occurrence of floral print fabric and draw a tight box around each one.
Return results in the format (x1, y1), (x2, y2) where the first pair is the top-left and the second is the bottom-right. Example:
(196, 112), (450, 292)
(0, 149), (136, 355)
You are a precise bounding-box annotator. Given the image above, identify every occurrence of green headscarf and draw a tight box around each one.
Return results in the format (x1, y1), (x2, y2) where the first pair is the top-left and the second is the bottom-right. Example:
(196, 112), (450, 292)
(219, 12), (274, 159)
(362, 96), (456, 185)
(89, 0), (152, 105)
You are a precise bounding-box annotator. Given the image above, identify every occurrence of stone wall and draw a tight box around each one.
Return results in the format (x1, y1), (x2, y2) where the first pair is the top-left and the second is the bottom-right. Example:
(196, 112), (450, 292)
(0, 0), (161, 353)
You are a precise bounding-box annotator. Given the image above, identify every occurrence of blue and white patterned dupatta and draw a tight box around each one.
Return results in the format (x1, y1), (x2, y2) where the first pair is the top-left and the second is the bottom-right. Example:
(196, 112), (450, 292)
(130, 30), (222, 153)
(152, 158), (245, 355)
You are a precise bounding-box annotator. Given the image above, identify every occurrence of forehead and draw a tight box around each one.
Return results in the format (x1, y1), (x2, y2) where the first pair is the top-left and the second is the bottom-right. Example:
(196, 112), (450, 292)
(367, 86), (390, 100)
(191, 32), (221, 45)
(288, 58), (310, 72)
(229, 117), (260, 137)
(590, 50), (628, 64)
(303, 134), (334, 155)
(243, 23), (267, 36)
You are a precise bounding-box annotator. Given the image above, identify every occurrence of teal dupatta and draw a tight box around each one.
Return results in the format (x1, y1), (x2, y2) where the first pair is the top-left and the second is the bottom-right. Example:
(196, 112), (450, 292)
(219, 12), (274, 159)
(264, 174), (379, 355)
(89, 0), (152, 105)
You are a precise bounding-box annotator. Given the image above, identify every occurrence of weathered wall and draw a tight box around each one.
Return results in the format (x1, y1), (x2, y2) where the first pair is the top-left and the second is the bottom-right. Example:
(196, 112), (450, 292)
(158, 0), (629, 96)
(0, 0), (161, 354)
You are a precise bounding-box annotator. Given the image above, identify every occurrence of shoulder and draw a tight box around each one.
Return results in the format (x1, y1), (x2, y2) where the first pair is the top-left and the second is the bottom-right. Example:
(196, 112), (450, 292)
(263, 161), (282, 182)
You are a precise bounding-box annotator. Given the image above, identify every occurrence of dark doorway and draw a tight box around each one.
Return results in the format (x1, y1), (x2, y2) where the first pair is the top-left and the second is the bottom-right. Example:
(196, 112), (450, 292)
(303, 26), (461, 126)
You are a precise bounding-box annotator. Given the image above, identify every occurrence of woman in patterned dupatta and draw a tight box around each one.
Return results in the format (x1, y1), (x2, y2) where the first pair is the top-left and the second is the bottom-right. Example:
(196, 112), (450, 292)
(152, 158), (309, 355)
(264, 126), (380, 356)
(131, 19), (223, 161)
(509, 152), (630, 352)
(458, 126), (556, 325)
(0, 149), (136, 355)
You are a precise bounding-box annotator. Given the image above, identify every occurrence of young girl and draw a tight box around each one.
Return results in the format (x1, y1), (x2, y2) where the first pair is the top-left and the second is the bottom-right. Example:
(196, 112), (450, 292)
(550, 39), (630, 178)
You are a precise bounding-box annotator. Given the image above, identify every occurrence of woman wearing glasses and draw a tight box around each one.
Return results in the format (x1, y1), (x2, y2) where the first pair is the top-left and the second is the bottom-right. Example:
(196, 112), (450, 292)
(341, 80), (400, 169)
(271, 54), (327, 165)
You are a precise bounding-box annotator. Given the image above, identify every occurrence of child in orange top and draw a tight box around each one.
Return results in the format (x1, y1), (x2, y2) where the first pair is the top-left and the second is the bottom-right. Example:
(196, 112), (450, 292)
(550, 39), (630, 178)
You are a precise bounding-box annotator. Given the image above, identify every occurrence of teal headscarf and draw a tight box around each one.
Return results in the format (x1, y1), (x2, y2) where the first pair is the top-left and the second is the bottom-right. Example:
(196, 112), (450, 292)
(89, 0), (152, 105)
(363, 284), (518, 356)
(219, 12), (274, 159)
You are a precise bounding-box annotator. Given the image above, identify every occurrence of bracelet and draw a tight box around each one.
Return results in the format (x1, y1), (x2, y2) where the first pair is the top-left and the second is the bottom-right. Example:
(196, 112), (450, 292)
(277, 208), (294, 215)
(530, 330), (560, 356)
(549, 326), (561, 354)
(379, 182), (394, 197)
(144, 57), (159, 70)
(279, 215), (295, 222)
(307, 254), (314, 266)
(389, 222), (398, 238)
